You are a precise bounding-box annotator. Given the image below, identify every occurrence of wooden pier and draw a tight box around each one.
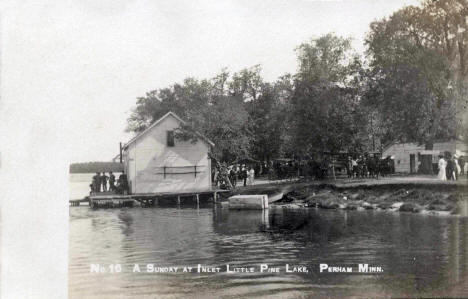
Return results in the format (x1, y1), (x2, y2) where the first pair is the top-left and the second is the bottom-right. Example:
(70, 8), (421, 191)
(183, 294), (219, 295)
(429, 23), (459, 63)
(70, 189), (230, 208)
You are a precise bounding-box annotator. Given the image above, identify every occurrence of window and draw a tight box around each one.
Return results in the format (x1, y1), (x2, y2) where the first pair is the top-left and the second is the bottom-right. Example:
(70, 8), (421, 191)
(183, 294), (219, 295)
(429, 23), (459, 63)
(167, 130), (175, 147)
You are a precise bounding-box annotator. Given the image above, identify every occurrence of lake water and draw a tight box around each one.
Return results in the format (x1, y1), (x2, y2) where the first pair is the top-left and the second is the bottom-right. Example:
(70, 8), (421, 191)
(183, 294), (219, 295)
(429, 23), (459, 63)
(69, 199), (468, 298)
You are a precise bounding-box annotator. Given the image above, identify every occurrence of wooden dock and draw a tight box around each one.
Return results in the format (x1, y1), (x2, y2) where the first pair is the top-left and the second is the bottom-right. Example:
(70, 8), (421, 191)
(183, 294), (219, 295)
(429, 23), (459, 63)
(70, 189), (231, 208)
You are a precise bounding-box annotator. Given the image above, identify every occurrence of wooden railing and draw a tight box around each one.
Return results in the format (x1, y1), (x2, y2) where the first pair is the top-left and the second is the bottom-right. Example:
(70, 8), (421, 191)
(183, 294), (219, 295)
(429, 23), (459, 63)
(154, 165), (206, 178)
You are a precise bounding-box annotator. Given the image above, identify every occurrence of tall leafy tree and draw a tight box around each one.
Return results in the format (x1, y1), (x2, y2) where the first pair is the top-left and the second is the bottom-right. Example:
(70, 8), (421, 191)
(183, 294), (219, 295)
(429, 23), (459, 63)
(364, 0), (468, 148)
(126, 75), (252, 162)
(289, 34), (365, 157)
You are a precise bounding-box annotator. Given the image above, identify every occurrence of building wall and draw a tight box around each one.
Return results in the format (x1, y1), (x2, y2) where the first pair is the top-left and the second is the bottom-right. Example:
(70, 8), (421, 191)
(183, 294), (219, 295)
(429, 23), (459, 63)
(124, 114), (212, 194)
(383, 143), (423, 173)
(383, 141), (468, 173)
(455, 141), (468, 156)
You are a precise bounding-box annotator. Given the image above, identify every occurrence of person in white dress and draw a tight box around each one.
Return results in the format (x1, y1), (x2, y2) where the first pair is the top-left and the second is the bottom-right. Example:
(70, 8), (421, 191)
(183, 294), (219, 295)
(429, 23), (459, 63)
(454, 156), (461, 180)
(248, 167), (255, 185)
(438, 155), (447, 181)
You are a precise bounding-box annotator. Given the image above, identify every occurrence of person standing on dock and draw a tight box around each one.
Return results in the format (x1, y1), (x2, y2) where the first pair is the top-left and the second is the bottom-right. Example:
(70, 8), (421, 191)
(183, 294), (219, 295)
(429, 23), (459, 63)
(109, 172), (116, 191)
(92, 172), (101, 193)
(115, 172), (129, 194)
(100, 172), (109, 192)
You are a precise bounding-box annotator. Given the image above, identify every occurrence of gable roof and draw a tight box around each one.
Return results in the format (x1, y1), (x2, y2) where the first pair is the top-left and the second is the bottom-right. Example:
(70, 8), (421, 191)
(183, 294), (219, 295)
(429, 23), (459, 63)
(382, 138), (464, 154)
(123, 111), (215, 149)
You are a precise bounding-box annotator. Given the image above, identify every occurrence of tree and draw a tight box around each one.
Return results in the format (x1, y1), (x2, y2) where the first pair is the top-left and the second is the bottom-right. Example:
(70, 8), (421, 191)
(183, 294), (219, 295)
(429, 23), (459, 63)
(246, 81), (288, 163)
(126, 64), (295, 164)
(289, 34), (365, 157)
(126, 74), (253, 162)
(364, 1), (468, 148)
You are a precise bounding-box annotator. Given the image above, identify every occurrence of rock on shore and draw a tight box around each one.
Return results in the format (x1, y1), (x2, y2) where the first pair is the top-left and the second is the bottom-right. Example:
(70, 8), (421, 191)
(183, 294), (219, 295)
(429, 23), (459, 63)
(274, 185), (467, 216)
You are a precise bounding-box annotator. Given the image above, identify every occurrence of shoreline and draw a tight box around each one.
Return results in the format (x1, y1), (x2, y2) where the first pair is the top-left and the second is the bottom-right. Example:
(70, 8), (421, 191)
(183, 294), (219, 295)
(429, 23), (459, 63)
(71, 176), (468, 216)
(229, 176), (468, 216)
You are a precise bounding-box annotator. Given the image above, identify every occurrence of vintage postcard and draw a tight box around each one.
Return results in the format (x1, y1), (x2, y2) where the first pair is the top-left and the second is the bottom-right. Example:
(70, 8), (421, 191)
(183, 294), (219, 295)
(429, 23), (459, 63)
(2, 0), (468, 298)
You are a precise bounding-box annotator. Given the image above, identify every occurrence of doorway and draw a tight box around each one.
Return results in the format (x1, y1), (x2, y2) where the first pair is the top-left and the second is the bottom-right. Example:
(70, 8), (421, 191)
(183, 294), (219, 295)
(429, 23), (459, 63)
(410, 154), (415, 173)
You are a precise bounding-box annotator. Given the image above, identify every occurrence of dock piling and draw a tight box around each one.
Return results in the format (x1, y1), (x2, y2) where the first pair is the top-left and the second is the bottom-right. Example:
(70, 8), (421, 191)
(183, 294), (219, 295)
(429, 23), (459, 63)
(78, 189), (229, 209)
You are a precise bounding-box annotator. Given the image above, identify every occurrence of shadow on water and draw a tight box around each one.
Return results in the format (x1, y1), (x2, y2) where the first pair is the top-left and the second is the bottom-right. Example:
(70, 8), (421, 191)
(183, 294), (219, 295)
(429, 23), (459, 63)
(117, 210), (134, 236)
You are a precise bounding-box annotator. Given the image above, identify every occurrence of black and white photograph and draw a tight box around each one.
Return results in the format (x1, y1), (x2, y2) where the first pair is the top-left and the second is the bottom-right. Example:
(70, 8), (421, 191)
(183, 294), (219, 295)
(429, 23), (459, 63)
(2, 0), (468, 298)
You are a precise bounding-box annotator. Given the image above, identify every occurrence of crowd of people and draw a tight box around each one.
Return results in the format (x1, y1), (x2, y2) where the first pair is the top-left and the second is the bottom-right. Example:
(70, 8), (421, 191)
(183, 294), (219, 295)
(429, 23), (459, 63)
(212, 154), (393, 189)
(269, 160), (301, 180)
(214, 164), (256, 189)
(213, 154), (396, 189)
(437, 154), (466, 181)
(90, 171), (129, 194)
(87, 152), (464, 196)
(344, 155), (393, 179)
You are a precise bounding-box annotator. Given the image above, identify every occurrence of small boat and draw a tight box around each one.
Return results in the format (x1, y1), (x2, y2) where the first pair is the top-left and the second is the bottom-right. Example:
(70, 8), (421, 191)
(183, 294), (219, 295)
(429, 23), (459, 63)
(268, 192), (283, 203)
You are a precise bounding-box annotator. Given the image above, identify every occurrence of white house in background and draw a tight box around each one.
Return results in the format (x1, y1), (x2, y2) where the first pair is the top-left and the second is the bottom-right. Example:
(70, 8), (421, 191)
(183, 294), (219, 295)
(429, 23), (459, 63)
(122, 112), (214, 194)
(382, 139), (468, 174)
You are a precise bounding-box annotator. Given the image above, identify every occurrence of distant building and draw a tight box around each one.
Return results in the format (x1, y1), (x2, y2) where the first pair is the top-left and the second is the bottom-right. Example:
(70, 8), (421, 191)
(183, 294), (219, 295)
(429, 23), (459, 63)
(382, 140), (468, 174)
(122, 112), (214, 194)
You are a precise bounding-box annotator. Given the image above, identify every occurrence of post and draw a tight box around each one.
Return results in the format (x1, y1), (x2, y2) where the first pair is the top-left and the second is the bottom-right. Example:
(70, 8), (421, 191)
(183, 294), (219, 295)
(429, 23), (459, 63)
(196, 194), (199, 205)
(177, 195), (180, 205)
(332, 158), (336, 180)
(213, 191), (217, 203)
(119, 142), (123, 163)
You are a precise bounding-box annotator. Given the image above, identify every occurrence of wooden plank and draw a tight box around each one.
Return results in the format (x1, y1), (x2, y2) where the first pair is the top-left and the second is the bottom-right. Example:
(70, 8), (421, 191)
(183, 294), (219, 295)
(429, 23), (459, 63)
(154, 165), (206, 168)
(153, 171), (203, 175)
(86, 189), (229, 202)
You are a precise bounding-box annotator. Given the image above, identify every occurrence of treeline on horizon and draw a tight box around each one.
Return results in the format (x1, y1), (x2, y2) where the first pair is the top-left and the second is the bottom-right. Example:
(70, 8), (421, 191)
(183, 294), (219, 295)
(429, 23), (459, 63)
(127, 0), (468, 163)
(70, 162), (123, 174)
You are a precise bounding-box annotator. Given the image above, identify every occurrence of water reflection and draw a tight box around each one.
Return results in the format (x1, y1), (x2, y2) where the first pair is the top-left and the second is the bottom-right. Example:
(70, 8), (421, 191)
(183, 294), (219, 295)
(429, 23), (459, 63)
(70, 205), (468, 298)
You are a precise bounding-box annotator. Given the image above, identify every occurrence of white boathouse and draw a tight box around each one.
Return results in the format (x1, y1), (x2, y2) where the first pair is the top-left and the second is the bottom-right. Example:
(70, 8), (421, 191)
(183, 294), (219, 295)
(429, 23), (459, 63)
(122, 112), (214, 194)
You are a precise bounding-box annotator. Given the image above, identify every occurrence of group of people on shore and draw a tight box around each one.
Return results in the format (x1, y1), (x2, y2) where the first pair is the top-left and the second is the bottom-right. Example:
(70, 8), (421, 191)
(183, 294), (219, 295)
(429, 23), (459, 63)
(214, 155), (393, 188)
(345, 155), (392, 179)
(232, 164), (256, 186)
(90, 172), (129, 194)
(437, 154), (466, 181)
(270, 160), (301, 180)
(215, 164), (256, 189)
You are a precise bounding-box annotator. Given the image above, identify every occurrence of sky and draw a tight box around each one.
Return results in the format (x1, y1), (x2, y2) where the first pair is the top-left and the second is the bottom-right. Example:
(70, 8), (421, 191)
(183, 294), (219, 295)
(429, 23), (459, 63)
(2, 0), (420, 163)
